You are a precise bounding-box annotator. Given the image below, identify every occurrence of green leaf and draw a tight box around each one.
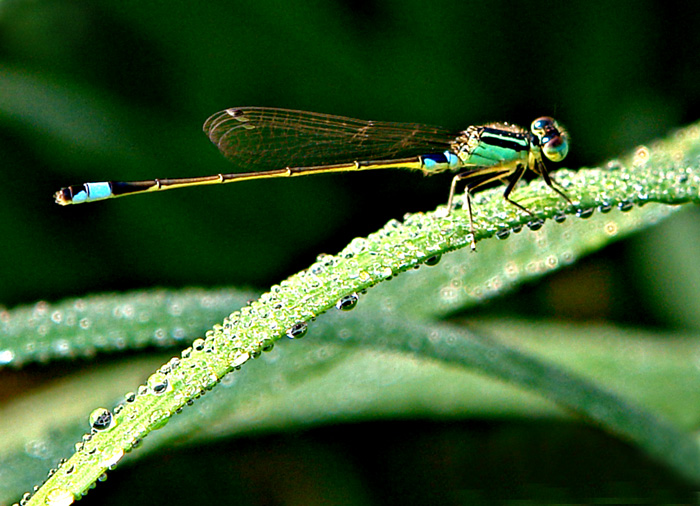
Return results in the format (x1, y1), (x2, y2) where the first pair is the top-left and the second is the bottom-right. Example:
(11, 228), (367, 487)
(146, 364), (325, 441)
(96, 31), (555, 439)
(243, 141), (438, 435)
(6, 119), (700, 505)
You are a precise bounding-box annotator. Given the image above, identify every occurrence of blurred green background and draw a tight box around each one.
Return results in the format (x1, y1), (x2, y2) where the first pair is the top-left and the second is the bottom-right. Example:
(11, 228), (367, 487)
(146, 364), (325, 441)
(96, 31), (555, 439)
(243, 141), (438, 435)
(1, 0), (698, 312)
(3, 0), (700, 503)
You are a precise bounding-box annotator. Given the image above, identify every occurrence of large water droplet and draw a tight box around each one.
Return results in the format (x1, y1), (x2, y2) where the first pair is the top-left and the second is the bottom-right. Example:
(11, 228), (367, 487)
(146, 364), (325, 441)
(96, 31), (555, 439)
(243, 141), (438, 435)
(495, 229), (511, 240)
(88, 408), (114, 432)
(286, 322), (308, 339)
(25, 438), (51, 459)
(44, 487), (74, 506)
(228, 349), (250, 367)
(424, 254), (442, 266)
(99, 445), (124, 469)
(619, 201), (634, 212)
(335, 293), (359, 311)
(147, 373), (169, 395)
(576, 207), (594, 219)
(527, 219), (544, 231)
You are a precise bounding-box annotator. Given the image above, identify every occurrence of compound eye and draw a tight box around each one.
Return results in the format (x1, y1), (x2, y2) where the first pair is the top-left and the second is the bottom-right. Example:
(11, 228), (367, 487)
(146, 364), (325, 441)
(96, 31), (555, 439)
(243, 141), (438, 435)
(542, 134), (569, 162)
(531, 117), (569, 162)
(531, 117), (554, 134)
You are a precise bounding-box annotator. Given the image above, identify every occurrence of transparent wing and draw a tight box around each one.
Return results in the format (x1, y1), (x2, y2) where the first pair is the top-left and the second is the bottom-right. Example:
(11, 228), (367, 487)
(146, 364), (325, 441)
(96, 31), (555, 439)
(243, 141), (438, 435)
(203, 107), (456, 171)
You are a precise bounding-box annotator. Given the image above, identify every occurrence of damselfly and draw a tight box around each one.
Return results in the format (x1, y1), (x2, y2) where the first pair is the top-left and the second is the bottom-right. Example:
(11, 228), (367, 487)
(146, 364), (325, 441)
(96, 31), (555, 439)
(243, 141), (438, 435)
(55, 107), (571, 250)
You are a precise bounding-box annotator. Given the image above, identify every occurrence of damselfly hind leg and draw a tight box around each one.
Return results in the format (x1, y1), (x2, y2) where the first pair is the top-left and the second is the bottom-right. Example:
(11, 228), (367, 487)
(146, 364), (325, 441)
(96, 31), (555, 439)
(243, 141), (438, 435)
(447, 167), (517, 251)
(445, 173), (478, 251)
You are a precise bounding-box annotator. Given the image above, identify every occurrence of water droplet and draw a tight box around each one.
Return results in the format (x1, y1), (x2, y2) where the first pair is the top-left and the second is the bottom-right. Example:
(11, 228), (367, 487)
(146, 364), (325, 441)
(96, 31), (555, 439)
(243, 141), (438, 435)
(124, 391), (136, 403)
(0, 349), (15, 365)
(153, 328), (167, 343)
(576, 207), (594, 219)
(203, 339), (217, 353)
(618, 201), (634, 212)
(511, 225), (523, 234)
(598, 203), (613, 213)
(53, 340), (72, 356)
(632, 145), (650, 166)
(527, 219), (544, 231)
(25, 438), (51, 459)
(192, 338), (205, 351)
(495, 229), (511, 240)
(228, 349), (250, 367)
(147, 373), (169, 395)
(605, 160), (622, 170)
(424, 254), (442, 266)
(88, 408), (114, 432)
(348, 237), (368, 254)
(335, 293), (359, 311)
(604, 221), (619, 236)
(20, 491), (32, 505)
(44, 487), (74, 506)
(99, 445), (124, 468)
(380, 266), (393, 279)
(553, 213), (567, 223)
(286, 322), (308, 339)
(148, 409), (170, 429)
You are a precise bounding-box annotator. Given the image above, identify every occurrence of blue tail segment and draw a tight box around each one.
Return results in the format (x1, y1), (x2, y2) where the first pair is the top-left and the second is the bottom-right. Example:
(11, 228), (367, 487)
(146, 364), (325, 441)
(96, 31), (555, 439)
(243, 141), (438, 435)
(55, 182), (113, 205)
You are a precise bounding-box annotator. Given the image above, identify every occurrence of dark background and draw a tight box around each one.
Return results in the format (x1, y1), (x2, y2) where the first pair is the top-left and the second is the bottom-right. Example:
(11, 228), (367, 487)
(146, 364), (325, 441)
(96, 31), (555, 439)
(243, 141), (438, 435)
(2, 0), (700, 503)
(1, 0), (697, 310)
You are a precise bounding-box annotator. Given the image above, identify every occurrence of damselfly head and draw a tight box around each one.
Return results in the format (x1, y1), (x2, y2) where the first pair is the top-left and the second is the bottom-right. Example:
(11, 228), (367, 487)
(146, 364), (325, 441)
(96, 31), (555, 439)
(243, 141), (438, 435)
(531, 117), (569, 162)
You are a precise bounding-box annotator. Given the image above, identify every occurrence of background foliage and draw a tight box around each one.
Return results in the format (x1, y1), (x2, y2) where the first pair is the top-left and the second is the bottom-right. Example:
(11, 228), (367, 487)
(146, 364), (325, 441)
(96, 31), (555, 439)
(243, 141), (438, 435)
(2, 0), (700, 504)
